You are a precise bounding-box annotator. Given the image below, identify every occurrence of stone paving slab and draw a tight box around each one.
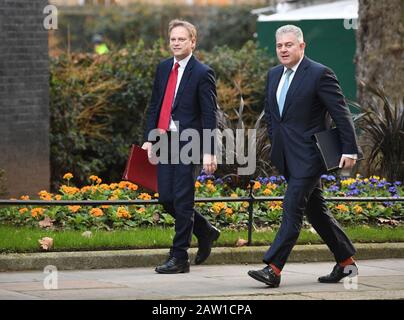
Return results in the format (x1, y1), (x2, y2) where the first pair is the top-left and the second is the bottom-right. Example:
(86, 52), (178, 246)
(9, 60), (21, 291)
(0, 259), (403, 300)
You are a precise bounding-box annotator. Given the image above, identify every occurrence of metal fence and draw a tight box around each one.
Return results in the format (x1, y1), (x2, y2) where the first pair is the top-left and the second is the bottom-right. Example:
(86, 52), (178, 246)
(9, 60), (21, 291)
(1, 181), (403, 245)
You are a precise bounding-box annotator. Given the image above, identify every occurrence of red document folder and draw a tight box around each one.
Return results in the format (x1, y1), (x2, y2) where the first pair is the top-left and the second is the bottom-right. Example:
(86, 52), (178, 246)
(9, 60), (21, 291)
(122, 144), (158, 193)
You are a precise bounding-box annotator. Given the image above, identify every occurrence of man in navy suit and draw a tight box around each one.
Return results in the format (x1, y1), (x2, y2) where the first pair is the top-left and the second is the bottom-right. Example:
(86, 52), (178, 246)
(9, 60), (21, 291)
(248, 25), (359, 287)
(142, 20), (220, 274)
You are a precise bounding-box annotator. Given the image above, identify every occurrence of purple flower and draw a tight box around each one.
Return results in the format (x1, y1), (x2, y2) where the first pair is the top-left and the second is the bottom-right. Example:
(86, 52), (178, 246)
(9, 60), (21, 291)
(270, 176), (277, 183)
(321, 174), (328, 179)
(383, 201), (393, 207)
(327, 175), (336, 181)
(376, 183), (386, 189)
(394, 181), (402, 186)
(327, 185), (340, 192)
(214, 178), (224, 185)
(347, 189), (360, 196)
(388, 186), (397, 194)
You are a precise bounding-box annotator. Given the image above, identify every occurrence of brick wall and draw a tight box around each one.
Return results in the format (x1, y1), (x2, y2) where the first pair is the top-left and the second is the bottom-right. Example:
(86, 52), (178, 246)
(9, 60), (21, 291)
(0, 0), (50, 198)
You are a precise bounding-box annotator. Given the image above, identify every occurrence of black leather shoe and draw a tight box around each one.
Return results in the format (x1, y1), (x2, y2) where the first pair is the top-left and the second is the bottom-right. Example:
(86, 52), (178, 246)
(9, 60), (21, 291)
(155, 257), (190, 274)
(248, 266), (281, 288)
(318, 263), (358, 283)
(194, 226), (221, 265)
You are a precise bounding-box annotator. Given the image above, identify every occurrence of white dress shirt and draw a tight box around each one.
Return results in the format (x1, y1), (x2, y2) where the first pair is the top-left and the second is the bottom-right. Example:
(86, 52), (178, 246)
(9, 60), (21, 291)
(167, 53), (193, 132)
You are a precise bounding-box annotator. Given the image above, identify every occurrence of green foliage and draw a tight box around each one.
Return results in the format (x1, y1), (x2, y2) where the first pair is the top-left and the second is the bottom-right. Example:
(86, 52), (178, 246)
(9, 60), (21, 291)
(0, 174), (401, 231)
(50, 40), (274, 189)
(353, 83), (404, 181)
(55, 5), (258, 53)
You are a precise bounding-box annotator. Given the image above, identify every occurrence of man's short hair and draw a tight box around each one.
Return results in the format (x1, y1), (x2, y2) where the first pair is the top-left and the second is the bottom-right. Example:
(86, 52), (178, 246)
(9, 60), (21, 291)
(168, 19), (197, 41)
(275, 25), (304, 43)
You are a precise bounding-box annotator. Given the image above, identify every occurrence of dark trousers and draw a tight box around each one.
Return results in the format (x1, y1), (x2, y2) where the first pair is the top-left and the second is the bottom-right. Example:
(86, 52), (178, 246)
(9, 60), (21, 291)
(263, 173), (356, 269)
(157, 135), (213, 260)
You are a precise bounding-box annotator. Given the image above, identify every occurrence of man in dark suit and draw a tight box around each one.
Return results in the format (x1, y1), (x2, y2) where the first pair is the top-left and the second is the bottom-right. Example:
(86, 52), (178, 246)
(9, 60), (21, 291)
(248, 25), (359, 287)
(142, 20), (220, 274)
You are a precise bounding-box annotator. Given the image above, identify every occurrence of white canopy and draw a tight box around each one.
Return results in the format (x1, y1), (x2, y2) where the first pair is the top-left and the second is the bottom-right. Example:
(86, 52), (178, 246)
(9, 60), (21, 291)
(258, 0), (358, 22)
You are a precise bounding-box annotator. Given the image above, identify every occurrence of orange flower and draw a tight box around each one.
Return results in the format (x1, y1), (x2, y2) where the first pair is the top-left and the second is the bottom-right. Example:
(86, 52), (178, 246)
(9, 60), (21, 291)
(136, 207), (146, 214)
(117, 206), (131, 219)
(195, 181), (202, 188)
(20, 195), (30, 200)
(230, 193), (238, 198)
(354, 205), (363, 214)
(38, 190), (52, 201)
(90, 208), (104, 217)
(63, 173), (73, 180)
(138, 193), (152, 200)
(19, 208), (28, 214)
(61, 185), (80, 195)
(81, 186), (92, 193)
(31, 208), (45, 219)
(335, 204), (349, 213)
(68, 205), (81, 213)
(225, 208), (233, 216)
(253, 181), (261, 190)
(55, 195), (62, 201)
(89, 175), (102, 184)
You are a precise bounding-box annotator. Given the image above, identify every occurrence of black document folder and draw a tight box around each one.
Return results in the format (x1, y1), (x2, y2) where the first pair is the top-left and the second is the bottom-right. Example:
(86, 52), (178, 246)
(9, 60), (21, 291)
(313, 128), (363, 172)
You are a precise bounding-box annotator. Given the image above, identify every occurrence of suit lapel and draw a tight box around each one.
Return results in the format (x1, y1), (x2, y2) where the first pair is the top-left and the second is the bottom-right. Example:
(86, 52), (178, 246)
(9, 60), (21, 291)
(281, 57), (310, 119)
(270, 66), (283, 121)
(172, 55), (195, 112)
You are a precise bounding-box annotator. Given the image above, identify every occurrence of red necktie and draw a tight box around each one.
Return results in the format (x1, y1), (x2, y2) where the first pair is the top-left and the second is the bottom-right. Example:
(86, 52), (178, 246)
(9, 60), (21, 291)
(157, 62), (180, 132)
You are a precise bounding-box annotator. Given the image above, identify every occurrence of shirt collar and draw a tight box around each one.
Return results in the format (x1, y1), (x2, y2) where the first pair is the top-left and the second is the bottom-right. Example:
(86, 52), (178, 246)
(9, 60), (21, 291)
(283, 55), (304, 74)
(174, 53), (193, 69)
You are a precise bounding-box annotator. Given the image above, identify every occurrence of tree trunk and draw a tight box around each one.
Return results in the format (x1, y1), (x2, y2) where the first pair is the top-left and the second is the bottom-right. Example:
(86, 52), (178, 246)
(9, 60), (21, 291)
(356, 0), (404, 106)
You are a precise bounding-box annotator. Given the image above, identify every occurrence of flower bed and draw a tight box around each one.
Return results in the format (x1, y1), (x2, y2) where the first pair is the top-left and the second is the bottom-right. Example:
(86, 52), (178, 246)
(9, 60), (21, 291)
(0, 174), (402, 230)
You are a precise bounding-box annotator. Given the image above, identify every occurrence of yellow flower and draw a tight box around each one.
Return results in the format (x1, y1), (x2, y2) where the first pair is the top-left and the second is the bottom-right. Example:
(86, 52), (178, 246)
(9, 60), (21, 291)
(367, 203), (372, 209)
(100, 184), (110, 191)
(31, 208), (45, 219)
(263, 188), (272, 196)
(230, 193), (238, 198)
(195, 181), (202, 188)
(117, 206), (131, 219)
(335, 204), (349, 212)
(267, 183), (277, 190)
(109, 183), (119, 190)
(20, 195), (29, 200)
(206, 184), (216, 192)
(55, 195), (62, 201)
(341, 178), (356, 187)
(90, 208), (103, 217)
(253, 181), (261, 190)
(63, 173), (73, 180)
(68, 205), (81, 213)
(19, 208), (28, 214)
(242, 201), (249, 208)
(364, 178), (369, 183)
(154, 193), (159, 198)
(225, 208), (233, 216)
(354, 205), (363, 214)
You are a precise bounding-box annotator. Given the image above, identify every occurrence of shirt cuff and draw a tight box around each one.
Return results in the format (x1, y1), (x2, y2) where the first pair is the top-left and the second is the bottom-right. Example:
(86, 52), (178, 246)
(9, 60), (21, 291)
(342, 154), (358, 160)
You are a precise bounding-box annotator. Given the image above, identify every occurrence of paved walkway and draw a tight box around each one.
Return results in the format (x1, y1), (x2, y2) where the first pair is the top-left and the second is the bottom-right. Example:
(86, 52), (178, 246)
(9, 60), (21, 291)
(0, 259), (403, 300)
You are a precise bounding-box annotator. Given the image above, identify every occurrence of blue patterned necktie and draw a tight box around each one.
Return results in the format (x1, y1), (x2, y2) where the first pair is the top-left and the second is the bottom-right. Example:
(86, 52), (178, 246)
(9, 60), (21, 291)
(278, 68), (293, 116)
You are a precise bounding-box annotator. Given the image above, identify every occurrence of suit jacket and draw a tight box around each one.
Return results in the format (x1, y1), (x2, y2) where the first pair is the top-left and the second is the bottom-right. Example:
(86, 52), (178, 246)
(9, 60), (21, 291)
(264, 56), (359, 178)
(144, 55), (217, 155)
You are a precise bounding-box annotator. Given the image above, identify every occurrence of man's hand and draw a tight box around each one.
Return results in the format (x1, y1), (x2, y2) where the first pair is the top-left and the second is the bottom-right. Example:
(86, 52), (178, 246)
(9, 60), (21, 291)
(339, 156), (356, 170)
(203, 154), (217, 175)
(141, 142), (158, 164)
